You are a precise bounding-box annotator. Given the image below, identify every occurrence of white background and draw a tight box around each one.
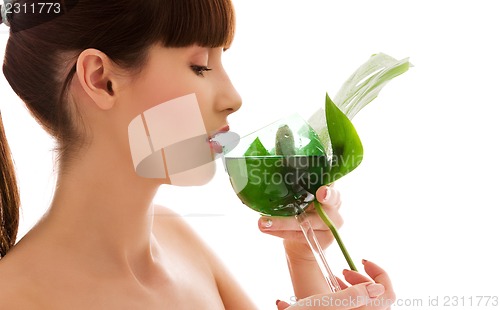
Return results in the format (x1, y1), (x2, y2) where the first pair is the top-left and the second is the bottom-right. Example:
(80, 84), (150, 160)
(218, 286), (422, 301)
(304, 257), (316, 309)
(2, 0), (500, 309)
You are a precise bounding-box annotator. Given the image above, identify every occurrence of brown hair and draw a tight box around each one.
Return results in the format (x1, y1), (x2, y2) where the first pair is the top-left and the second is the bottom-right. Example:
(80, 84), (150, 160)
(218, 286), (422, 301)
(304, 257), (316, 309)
(0, 0), (235, 258)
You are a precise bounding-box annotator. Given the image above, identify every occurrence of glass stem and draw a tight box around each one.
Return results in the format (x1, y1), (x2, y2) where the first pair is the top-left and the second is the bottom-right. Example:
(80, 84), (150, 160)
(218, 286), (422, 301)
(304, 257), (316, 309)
(313, 199), (358, 271)
(295, 211), (342, 292)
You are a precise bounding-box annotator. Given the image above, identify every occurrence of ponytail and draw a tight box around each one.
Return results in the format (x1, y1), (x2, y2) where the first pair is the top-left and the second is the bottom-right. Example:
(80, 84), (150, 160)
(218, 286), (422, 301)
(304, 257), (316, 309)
(0, 112), (19, 258)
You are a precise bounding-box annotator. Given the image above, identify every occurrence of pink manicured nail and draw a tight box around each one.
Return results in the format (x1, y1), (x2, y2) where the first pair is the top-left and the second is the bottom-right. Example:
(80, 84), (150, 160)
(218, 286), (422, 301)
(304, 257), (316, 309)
(366, 283), (385, 298)
(323, 187), (331, 201)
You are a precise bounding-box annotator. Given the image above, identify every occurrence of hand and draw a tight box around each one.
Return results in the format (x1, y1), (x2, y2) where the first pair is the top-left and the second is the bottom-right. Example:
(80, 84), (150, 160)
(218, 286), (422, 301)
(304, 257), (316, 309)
(258, 183), (343, 261)
(276, 260), (396, 310)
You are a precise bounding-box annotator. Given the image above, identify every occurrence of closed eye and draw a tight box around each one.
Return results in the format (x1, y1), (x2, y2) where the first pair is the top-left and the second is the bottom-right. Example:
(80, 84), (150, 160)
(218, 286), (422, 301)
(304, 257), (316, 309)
(190, 65), (212, 77)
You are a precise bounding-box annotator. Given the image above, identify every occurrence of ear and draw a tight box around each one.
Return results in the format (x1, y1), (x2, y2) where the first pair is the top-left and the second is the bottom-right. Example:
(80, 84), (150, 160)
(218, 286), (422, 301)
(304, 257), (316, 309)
(75, 49), (117, 110)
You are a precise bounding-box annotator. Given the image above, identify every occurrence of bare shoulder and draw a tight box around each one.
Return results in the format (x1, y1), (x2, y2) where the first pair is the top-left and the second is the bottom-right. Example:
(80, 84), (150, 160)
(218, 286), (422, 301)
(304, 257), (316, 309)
(152, 204), (257, 309)
(152, 205), (199, 240)
(0, 256), (39, 307)
(0, 263), (18, 299)
(152, 204), (210, 256)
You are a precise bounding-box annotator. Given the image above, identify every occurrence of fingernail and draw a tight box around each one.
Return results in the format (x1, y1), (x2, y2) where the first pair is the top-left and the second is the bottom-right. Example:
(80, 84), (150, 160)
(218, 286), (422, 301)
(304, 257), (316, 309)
(366, 283), (385, 298)
(323, 187), (331, 201)
(362, 259), (368, 264)
(261, 218), (273, 229)
(342, 269), (349, 275)
(276, 299), (281, 306)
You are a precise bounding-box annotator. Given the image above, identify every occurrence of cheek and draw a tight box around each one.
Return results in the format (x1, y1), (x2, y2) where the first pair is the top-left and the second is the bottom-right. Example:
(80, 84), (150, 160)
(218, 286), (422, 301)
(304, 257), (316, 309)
(134, 80), (181, 112)
(190, 91), (215, 131)
(127, 93), (216, 186)
(123, 64), (217, 185)
(129, 65), (196, 111)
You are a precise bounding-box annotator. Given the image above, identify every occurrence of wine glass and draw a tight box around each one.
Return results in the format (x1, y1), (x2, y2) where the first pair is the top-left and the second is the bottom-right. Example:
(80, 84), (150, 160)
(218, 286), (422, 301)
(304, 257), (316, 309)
(222, 114), (342, 292)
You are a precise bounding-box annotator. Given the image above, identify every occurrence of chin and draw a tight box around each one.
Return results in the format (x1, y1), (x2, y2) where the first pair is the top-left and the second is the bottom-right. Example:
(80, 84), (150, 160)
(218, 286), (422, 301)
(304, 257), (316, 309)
(166, 161), (216, 186)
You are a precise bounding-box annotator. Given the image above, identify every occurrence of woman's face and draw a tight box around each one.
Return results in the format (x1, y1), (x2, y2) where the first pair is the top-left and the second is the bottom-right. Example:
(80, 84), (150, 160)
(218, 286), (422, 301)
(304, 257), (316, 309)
(118, 44), (242, 186)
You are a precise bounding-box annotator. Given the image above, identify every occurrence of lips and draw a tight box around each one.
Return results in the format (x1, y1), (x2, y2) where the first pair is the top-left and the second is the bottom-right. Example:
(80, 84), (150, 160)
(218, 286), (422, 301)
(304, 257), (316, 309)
(209, 125), (230, 138)
(207, 125), (230, 154)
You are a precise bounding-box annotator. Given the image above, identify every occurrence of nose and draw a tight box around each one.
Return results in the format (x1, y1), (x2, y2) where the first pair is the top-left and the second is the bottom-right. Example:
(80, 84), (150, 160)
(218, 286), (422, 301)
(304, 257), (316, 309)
(214, 70), (242, 115)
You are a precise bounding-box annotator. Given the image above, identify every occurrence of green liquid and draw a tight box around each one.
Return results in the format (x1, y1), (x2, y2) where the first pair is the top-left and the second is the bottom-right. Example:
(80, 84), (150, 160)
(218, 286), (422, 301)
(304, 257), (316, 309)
(224, 155), (331, 216)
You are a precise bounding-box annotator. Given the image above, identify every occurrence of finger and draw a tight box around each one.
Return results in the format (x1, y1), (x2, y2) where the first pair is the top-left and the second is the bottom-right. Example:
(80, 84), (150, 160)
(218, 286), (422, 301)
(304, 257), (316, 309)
(363, 259), (396, 304)
(277, 300), (290, 310)
(259, 208), (343, 232)
(342, 269), (372, 286)
(262, 229), (335, 247)
(342, 261), (397, 310)
(363, 260), (394, 293)
(336, 276), (349, 290)
(259, 216), (331, 233)
(309, 203), (344, 229)
(286, 282), (385, 309)
(316, 184), (342, 210)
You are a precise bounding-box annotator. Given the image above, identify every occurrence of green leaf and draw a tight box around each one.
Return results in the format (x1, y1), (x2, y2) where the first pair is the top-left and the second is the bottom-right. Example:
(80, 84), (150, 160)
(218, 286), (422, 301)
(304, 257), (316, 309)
(297, 123), (326, 156)
(325, 92), (364, 183)
(244, 137), (270, 156)
(309, 53), (410, 182)
(312, 53), (410, 272)
(298, 129), (326, 156)
(334, 53), (411, 119)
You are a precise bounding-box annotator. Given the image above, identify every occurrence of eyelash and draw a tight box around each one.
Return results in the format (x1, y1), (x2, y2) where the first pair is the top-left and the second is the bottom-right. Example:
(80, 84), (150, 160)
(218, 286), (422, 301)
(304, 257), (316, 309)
(190, 65), (212, 77)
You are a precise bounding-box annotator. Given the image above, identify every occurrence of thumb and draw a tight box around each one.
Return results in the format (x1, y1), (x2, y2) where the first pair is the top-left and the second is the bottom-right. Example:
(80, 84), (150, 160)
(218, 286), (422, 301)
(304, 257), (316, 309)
(277, 299), (290, 310)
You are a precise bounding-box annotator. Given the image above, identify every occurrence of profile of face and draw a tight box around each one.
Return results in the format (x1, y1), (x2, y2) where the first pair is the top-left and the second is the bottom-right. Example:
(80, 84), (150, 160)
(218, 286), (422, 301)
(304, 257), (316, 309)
(117, 44), (241, 186)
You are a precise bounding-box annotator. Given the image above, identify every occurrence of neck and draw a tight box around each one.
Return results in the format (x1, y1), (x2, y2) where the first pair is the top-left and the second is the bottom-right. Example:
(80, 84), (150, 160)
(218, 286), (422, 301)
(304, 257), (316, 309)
(40, 141), (163, 275)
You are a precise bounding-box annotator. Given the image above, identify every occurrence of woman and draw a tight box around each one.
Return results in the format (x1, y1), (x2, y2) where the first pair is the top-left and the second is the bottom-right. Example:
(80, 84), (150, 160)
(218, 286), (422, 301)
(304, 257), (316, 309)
(0, 0), (395, 308)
